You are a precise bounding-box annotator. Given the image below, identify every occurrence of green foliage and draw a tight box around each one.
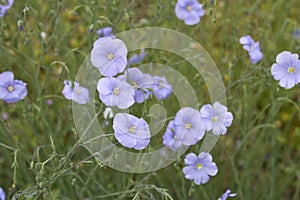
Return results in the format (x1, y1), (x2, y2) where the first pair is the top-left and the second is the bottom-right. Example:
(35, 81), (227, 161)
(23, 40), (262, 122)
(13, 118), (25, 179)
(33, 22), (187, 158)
(0, 0), (300, 199)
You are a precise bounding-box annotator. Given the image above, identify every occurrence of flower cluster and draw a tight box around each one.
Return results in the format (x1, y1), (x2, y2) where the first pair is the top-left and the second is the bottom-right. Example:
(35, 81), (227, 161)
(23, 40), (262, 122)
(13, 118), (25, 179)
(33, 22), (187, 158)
(271, 51), (300, 89)
(239, 35), (263, 64)
(90, 36), (172, 150)
(161, 102), (233, 185)
(163, 102), (233, 152)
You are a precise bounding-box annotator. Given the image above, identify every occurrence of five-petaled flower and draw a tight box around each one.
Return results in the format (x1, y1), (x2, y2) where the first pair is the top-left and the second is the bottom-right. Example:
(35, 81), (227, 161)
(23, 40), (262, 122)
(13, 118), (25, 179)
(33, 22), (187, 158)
(113, 113), (150, 150)
(125, 67), (153, 103)
(0, 71), (27, 103)
(97, 77), (135, 109)
(0, 0), (14, 18)
(162, 120), (184, 151)
(152, 76), (172, 100)
(200, 102), (233, 135)
(62, 80), (90, 104)
(97, 27), (114, 38)
(173, 107), (205, 146)
(218, 189), (237, 200)
(127, 49), (146, 66)
(239, 35), (263, 64)
(91, 37), (128, 77)
(183, 152), (218, 185)
(175, 0), (205, 26)
(271, 51), (300, 89)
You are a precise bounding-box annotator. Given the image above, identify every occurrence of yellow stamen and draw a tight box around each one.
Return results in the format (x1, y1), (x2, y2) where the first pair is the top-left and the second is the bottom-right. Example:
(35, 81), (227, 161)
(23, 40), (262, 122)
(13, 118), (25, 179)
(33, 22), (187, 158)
(74, 88), (81, 94)
(8, 85), (14, 92)
(107, 53), (114, 60)
(132, 81), (138, 87)
(186, 6), (192, 11)
(196, 163), (202, 169)
(113, 87), (119, 95)
(185, 123), (192, 129)
(129, 126), (136, 134)
(212, 116), (218, 123)
(288, 67), (295, 73)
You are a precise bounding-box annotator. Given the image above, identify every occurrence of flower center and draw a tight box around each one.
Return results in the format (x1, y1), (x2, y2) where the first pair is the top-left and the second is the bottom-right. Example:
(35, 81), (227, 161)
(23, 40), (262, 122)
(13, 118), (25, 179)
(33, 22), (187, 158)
(158, 82), (164, 89)
(7, 85), (14, 92)
(173, 134), (177, 140)
(129, 126), (136, 134)
(196, 163), (202, 169)
(288, 67), (295, 73)
(185, 123), (192, 129)
(186, 5), (192, 11)
(132, 81), (138, 87)
(212, 116), (218, 123)
(74, 88), (81, 94)
(250, 45), (256, 51)
(107, 53), (114, 60)
(113, 87), (119, 95)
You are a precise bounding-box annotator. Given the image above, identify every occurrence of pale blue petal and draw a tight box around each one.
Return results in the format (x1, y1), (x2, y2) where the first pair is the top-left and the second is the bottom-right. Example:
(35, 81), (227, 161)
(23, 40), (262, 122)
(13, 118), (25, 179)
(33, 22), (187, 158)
(0, 71), (14, 87)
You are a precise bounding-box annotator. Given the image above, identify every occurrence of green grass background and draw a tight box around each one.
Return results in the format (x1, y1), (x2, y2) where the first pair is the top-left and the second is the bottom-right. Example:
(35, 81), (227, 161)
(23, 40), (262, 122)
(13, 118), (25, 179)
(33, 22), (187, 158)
(0, 0), (300, 199)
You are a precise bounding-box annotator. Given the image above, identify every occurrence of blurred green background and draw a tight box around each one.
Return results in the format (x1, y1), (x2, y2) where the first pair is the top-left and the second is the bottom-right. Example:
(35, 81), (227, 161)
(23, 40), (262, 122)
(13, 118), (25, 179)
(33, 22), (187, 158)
(0, 0), (300, 199)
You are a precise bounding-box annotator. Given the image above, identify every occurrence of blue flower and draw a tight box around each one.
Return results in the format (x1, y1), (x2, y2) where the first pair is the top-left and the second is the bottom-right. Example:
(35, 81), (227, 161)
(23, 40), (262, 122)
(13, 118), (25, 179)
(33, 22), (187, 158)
(91, 37), (128, 77)
(183, 152), (218, 185)
(0, 71), (27, 103)
(125, 67), (153, 103)
(152, 76), (172, 100)
(1, 112), (8, 121)
(127, 49), (146, 65)
(239, 35), (263, 64)
(173, 107), (205, 146)
(162, 120), (184, 151)
(97, 77), (135, 109)
(200, 102), (233, 135)
(62, 80), (90, 104)
(0, 186), (5, 200)
(113, 113), (150, 150)
(97, 27), (114, 38)
(293, 28), (300, 39)
(218, 189), (237, 200)
(175, 0), (205, 26)
(0, 0), (14, 18)
(271, 51), (300, 89)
